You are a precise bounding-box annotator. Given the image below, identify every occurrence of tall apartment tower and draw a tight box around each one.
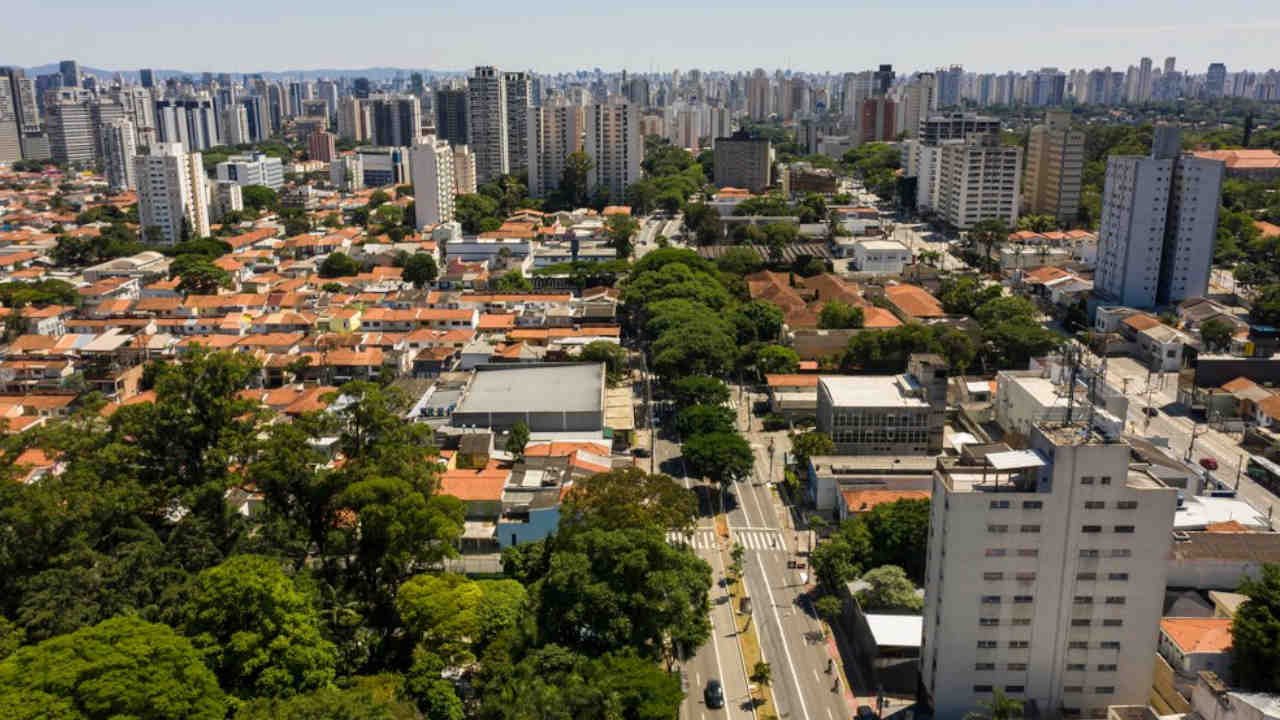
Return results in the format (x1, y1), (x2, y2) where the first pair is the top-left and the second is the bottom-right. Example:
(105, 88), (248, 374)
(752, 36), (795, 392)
(1205, 64), (1227, 99)
(1, 68), (41, 135)
(504, 72), (533, 175)
(44, 89), (96, 165)
(527, 99), (585, 198)
(1094, 125), (1224, 308)
(59, 60), (80, 89)
(585, 97), (642, 202)
(452, 145), (478, 195)
(923, 422), (1177, 720)
(935, 133), (1022, 229)
(135, 143), (210, 245)
(747, 69), (770, 121)
(468, 66), (509, 184)
(859, 97), (896, 143)
(410, 139), (457, 228)
(307, 129), (336, 163)
(713, 130), (772, 193)
(1023, 110), (1085, 224)
(155, 97), (221, 152)
(897, 73), (938, 138)
(1136, 57), (1154, 102)
(336, 97), (370, 142)
(220, 104), (250, 146)
(100, 118), (137, 192)
(139, 68), (155, 88)
(368, 94), (421, 148)
(0, 76), (20, 163)
(434, 88), (469, 146)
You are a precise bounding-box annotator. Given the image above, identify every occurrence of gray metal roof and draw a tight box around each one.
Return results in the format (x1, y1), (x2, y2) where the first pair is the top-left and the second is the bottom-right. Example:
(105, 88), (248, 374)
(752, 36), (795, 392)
(456, 363), (605, 415)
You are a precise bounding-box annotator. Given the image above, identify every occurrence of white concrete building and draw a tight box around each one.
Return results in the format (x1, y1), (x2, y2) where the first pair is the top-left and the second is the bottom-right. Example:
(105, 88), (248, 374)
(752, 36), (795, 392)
(215, 152), (284, 190)
(209, 181), (243, 223)
(1095, 125), (1224, 309)
(330, 154), (364, 192)
(100, 118), (137, 192)
(852, 238), (912, 274)
(452, 145), (477, 195)
(585, 97), (642, 202)
(527, 100), (585, 199)
(1023, 110), (1084, 224)
(135, 143), (209, 245)
(410, 139), (456, 229)
(219, 104), (250, 146)
(468, 66), (509, 184)
(994, 371), (1072, 436)
(935, 134), (1022, 229)
(922, 423), (1178, 720)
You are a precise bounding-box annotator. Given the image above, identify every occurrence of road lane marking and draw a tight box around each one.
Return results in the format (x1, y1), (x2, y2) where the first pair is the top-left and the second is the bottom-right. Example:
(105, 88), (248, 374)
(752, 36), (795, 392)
(754, 553), (811, 720)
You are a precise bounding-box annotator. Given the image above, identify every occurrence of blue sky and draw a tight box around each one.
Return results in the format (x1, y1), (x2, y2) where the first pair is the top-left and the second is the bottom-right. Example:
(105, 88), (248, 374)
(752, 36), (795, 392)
(5, 0), (1276, 74)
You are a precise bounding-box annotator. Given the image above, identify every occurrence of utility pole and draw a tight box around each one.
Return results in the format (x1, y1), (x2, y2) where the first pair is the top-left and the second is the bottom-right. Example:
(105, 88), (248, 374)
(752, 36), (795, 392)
(1185, 423), (1205, 463)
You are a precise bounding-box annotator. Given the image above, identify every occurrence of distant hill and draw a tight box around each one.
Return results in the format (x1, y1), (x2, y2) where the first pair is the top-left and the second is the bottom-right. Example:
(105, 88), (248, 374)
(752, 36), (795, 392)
(18, 63), (467, 83)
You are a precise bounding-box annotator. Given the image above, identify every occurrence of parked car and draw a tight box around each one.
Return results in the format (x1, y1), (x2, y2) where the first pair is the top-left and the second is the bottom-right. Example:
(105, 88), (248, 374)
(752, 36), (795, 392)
(631, 447), (651, 458)
(1200, 457), (1219, 471)
(856, 705), (878, 720)
(704, 679), (725, 709)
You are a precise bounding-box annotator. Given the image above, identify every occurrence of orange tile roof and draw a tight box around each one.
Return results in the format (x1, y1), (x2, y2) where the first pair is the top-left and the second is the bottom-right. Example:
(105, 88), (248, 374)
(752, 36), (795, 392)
(602, 205), (632, 216)
(840, 489), (931, 513)
(1194, 149), (1280, 170)
(1205, 520), (1251, 533)
(1257, 221), (1280, 239)
(1258, 395), (1280, 421)
(766, 374), (821, 388)
(1122, 314), (1162, 332)
(1222, 376), (1263, 394)
(862, 306), (902, 329)
(884, 284), (945, 318)
(438, 461), (510, 501)
(1160, 617), (1233, 655)
(524, 441), (612, 457)
(1025, 266), (1071, 284)
(477, 313), (517, 330)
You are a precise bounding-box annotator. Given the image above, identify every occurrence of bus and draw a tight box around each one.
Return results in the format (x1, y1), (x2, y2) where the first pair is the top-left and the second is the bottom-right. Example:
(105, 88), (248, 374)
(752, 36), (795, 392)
(1245, 454), (1280, 495)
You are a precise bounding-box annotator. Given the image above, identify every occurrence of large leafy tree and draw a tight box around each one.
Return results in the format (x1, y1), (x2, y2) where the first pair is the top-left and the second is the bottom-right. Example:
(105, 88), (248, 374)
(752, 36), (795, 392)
(1233, 564), (1280, 691)
(673, 403), (736, 438)
(0, 616), (226, 720)
(396, 573), (527, 665)
(856, 565), (924, 612)
(235, 675), (422, 720)
(671, 375), (730, 408)
(561, 467), (697, 534)
(320, 252), (362, 278)
(755, 344), (800, 375)
(173, 555), (337, 698)
(401, 253), (439, 288)
(818, 300), (865, 330)
(790, 431), (834, 468)
(682, 431), (754, 486)
(578, 340), (628, 384)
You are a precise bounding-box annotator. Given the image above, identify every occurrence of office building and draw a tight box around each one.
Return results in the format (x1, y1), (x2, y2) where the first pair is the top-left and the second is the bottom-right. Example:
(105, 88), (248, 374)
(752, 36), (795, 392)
(434, 88), (469, 146)
(712, 130), (772, 193)
(937, 65), (964, 107)
(453, 145), (477, 194)
(909, 114), (1001, 213)
(585, 97), (642, 202)
(747, 68), (770, 121)
(859, 97), (896, 143)
(337, 96), (370, 142)
(469, 67), (509, 183)
(330, 153), (364, 192)
(1030, 68), (1067, 106)
(1, 67), (40, 136)
(136, 142), (210, 245)
(1095, 125), (1224, 308)
(356, 146), (410, 187)
(44, 89), (96, 165)
(1205, 63), (1227, 99)
(873, 64), (895, 96)
(156, 97), (220, 152)
(220, 104), (250, 146)
(816, 354), (948, 455)
(215, 152), (284, 190)
(59, 60), (80, 89)
(139, 68), (155, 89)
(505, 72), (532, 175)
(0, 76), (19, 163)
(921, 422), (1178, 720)
(897, 73), (937, 138)
(527, 99), (585, 198)
(841, 71), (873, 120)
(238, 96), (269, 143)
(410, 139), (456, 228)
(308, 129), (336, 162)
(367, 94), (421, 148)
(920, 112), (1000, 145)
(100, 118), (137, 192)
(935, 133), (1022, 229)
(1023, 110), (1084, 224)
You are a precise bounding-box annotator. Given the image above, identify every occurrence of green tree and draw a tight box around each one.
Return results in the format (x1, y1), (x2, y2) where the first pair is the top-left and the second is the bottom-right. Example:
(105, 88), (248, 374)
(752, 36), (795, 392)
(506, 420), (530, 457)
(579, 340), (628, 384)
(374, 203), (405, 228)
(674, 404), (736, 438)
(367, 190), (391, 209)
(751, 660), (773, 688)
(402, 253), (439, 288)
(756, 344), (800, 374)
(454, 193), (501, 234)
(790, 431), (835, 468)
(969, 219), (1009, 263)
(813, 595), (844, 625)
(174, 554), (337, 698)
(964, 689), (1024, 720)
(732, 300), (785, 344)
(320, 252), (361, 278)
(938, 276), (1003, 316)
(559, 150), (594, 208)
(1232, 564), (1280, 691)
(562, 467), (698, 534)
(818, 300), (865, 329)
(241, 184), (278, 212)
(235, 677), (421, 720)
(492, 270), (533, 292)
(651, 318), (738, 380)
(671, 375), (730, 408)
(811, 520), (873, 593)
(717, 246), (765, 276)
(683, 432), (754, 486)
(173, 257), (233, 295)
(0, 616), (226, 720)
(605, 214), (641, 259)
(855, 565), (924, 611)
(861, 499), (932, 582)
(1017, 214), (1058, 232)
(1201, 317), (1235, 353)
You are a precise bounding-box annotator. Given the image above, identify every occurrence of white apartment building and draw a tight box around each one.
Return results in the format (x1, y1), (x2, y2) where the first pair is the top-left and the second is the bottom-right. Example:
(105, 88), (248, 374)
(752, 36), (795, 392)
(468, 66), (509, 184)
(453, 145), (477, 195)
(100, 118), (137, 192)
(527, 100), (585, 198)
(155, 97), (220, 153)
(1024, 110), (1085, 224)
(215, 152), (284, 190)
(337, 96), (371, 142)
(504, 71), (532, 175)
(852, 238), (912, 274)
(896, 72), (938, 139)
(922, 422), (1178, 720)
(410, 139), (456, 229)
(585, 98), (642, 202)
(1094, 125), (1224, 309)
(935, 134), (1022, 229)
(0, 76), (20, 164)
(219, 104), (250, 146)
(135, 143), (210, 245)
(44, 89), (96, 165)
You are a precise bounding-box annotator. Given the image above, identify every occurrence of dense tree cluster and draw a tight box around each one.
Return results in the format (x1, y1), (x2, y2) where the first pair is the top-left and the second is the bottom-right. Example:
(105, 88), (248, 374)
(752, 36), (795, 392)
(810, 498), (931, 593)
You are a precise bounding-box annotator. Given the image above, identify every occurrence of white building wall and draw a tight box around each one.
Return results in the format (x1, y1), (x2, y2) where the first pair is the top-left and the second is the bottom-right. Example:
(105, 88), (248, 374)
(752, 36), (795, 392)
(411, 139), (456, 228)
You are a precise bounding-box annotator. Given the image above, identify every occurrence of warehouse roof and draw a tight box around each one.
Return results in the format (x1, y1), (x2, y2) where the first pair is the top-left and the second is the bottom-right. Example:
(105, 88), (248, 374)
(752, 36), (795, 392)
(456, 363), (605, 415)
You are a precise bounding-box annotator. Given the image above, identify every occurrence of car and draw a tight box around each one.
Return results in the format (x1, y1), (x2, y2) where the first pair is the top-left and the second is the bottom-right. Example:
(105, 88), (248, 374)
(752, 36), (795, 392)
(856, 705), (877, 720)
(631, 447), (651, 458)
(1200, 457), (1219, 471)
(704, 679), (725, 709)
(1143, 406), (1160, 417)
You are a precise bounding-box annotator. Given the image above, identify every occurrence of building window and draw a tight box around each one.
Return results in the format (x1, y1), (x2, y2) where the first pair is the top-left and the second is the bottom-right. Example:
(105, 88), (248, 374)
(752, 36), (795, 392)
(1023, 501), (1043, 510)
(1081, 476), (1095, 485)
(1005, 685), (1024, 694)
(1117, 501), (1138, 510)
(1067, 664), (1086, 671)
(982, 596), (1002, 604)
(1077, 572), (1097, 581)
(1009, 641), (1029, 649)
(1007, 663), (1028, 671)
(1016, 572), (1037, 581)
(1109, 549), (1132, 558)
(974, 685), (993, 693)
(1085, 501), (1105, 509)
(1021, 525), (1041, 533)
(1105, 596), (1126, 605)
(1069, 641), (1089, 649)
(990, 500), (1011, 509)
(977, 641), (998, 649)
(1017, 549), (1039, 557)
(1081, 525), (1102, 533)
(988, 524), (1009, 533)
(1100, 476), (1112, 485)
(1114, 525), (1135, 534)
(1098, 664), (1117, 672)
(1071, 619), (1091, 627)
(1103, 619), (1123, 627)
(1100, 641), (1121, 649)
(984, 572), (1004, 581)
(975, 663), (995, 671)
(1095, 687), (1115, 695)
(1080, 549), (1100, 558)
(986, 549), (1007, 557)
(1011, 618), (1031, 626)
(1108, 572), (1129, 581)
(1073, 596), (1093, 605)
(1013, 595), (1034, 604)
(980, 618), (1000, 626)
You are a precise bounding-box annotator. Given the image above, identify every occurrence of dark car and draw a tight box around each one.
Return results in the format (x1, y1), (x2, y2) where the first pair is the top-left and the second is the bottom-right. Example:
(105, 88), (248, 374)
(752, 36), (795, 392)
(1200, 457), (1219, 471)
(704, 679), (725, 709)
(1143, 406), (1159, 417)
(631, 447), (651, 458)
(856, 705), (877, 720)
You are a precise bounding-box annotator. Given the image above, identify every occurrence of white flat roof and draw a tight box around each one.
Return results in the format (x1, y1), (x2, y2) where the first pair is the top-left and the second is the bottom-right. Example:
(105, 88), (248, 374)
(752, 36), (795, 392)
(820, 375), (928, 408)
(987, 450), (1047, 471)
(865, 614), (923, 648)
(1175, 495), (1270, 531)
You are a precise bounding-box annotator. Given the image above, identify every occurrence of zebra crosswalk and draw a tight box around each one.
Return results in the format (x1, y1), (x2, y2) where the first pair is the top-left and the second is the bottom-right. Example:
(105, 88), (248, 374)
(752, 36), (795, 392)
(666, 528), (786, 552)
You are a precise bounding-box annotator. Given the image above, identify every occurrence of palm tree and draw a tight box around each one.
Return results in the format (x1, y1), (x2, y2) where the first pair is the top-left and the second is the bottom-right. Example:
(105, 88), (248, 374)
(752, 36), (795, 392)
(965, 690), (1023, 720)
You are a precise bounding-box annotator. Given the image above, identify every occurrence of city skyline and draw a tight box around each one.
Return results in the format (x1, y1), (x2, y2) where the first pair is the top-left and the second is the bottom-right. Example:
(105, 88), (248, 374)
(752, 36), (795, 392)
(4, 0), (1279, 74)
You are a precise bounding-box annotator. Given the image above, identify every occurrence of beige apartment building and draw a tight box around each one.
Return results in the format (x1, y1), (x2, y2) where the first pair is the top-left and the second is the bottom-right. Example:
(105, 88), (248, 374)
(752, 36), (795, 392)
(1023, 110), (1085, 224)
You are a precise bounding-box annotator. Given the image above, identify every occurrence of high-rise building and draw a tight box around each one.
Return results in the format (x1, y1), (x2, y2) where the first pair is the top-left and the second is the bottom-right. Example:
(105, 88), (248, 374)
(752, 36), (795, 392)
(934, 133), (1022, 229)
(712, 129), (771, 193)
(937, 65), (963, 107)
(44, 89), (96, 165)
(527, 99), (585, 199)
(1023, 110), (1084, 224)
(873, 64), (895, 96)
(220, 104), (250, 146)
(0, 76), (20, 163)
(468, 67), (510, 184)
(136, 142), (210, 245)
(239, 96), (270, 143)
(367, 94), (422, 148)
(1136, 57), (1154, 103)
(100, 118), (137, 192)
(585, 97), (642, 202)
(919, 112), (1000, 145)
(59, 60), (80, 89)
(155, 97), (220, 152)
(504, 71), (532, 175)
(841, 71), (873, 120)
(859, 97), (896, 143)
(139, 68), (155, 89)
(410, 139), (456, 228)
(336, 96), (370, 142)
(307, 129), (336, 163)
(1205, 63), (1227, 99)
(897, 73), (937, 138)
(1, 67), (40, 137)
(453, 145), (477, 195)
(1095, 125), (1224, 308)
(209, 181), (244, 223)
(215, 152), (285, 190)
(747, 69), (770, 121)
(1030, 68), (1067, 106)
(434, 88), (469, 146)
(921, 421), (1177, 720)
